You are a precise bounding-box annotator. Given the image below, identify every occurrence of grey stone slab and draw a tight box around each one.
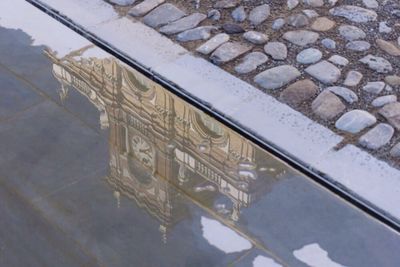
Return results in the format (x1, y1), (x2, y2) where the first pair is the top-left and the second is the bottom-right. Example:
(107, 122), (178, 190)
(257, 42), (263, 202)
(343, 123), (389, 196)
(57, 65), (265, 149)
(360, 55), (393, 73)
(390, 143), (400, 157)
(0, 182), (98, 267)
(234, 52), (268, 74)
(254, 65), (301, 90)
(376, 39), (400, 56)
(0, 66), (43, 120)
(207, 9), (221, 21)
(296, 48), (322, 64)
(210, 42), (253, 65)
(372, 95), (397, 107)
(339, 25), (366, 41)
(231, 6), (246, 22)
(0, 100), (108, 202)
(176, 26), (217, 42)
(363, 0), (379, 9)
(385, 75), (400, 87)
(159, 13), (207, 35)
(343, 70), (363, 87)
(264, 42), (287, 60)
(243, 31), (268, 45)
(0, 27), (103, 130)
(326, 86), (358, 104)
(196, 33), (229, 55)
(59, 88), (107, 131)
(346, 40), (371, 51)
(287, 13), (309, 28)
(31, 173), (239, 267)
(0, 28), (60, 101)
(335, 110), (376, 133)
(129, 0), (165, 17)
(312, 91), (345, 120)
(363, 81), (386, 94)
(328, 55), (349, 66)
(109, 0), (136, 6)
(214, 0), (240, 9)
(321, 38), (336, 49)
(359, 123), (394, 150)
(248, 4), (270, 26)
(272, 18), (285, 30)
(379, 102), (400, 130)
(283, 30), (319, 46)
(280, 79), (318, 106)
(143, 3), (186, 28)
(222, 23), (245, 34)
(240, 177), (400, 267)
(305, 60), (341, 84)
(330, 5), (378, 23)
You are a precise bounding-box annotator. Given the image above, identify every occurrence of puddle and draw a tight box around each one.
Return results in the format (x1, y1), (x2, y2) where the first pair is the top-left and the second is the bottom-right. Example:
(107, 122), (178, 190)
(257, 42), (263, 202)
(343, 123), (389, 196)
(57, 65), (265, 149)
(293, 243), (347, 267)
(0, 2), (400, 266)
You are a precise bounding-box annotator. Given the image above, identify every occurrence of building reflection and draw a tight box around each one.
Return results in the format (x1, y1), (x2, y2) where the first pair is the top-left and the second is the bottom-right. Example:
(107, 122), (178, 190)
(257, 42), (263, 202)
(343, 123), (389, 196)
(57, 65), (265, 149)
(47, 46), (288, 243)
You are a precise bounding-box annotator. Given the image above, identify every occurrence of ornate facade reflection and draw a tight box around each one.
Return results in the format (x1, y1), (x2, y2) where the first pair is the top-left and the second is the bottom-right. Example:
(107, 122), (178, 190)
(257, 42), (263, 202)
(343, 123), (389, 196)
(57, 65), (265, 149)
(47, 46), (288, 242)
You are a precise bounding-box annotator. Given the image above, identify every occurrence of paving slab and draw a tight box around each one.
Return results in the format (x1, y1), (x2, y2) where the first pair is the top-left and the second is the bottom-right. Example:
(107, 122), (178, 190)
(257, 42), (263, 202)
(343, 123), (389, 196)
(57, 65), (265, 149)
(0, 100), (108, 202)
(0, 66), (43, 120)
(0, 181), (98, 267)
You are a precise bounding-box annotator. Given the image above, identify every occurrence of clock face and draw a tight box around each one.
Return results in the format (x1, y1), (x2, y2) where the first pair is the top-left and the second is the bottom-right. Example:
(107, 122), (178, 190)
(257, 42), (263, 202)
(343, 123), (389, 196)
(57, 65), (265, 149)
(131, 135), (154, 169)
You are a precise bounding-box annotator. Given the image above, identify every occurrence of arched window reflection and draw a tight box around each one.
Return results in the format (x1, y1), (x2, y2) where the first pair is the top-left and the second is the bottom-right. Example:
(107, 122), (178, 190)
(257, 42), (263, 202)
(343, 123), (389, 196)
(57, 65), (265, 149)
(196, 112), (225, 138)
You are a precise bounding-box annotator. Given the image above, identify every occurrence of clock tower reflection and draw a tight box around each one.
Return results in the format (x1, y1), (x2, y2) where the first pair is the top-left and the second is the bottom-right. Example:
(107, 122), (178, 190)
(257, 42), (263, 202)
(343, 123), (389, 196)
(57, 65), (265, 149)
(47, 46), (288, 243)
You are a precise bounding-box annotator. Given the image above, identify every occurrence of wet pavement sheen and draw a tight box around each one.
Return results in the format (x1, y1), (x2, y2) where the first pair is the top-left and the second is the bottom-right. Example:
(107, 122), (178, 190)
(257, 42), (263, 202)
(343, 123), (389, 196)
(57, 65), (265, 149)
(0, 25), (399, 267)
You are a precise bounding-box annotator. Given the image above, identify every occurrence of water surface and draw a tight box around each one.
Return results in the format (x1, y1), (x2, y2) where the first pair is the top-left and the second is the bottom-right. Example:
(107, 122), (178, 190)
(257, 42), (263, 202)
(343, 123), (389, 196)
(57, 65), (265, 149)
(0, 23), (399, 267)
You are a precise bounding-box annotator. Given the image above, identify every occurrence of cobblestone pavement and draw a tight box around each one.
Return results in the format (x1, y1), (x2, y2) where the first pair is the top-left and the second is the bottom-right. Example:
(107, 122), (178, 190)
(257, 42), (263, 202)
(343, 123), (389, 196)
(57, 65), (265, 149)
(108, 0), (400, 165)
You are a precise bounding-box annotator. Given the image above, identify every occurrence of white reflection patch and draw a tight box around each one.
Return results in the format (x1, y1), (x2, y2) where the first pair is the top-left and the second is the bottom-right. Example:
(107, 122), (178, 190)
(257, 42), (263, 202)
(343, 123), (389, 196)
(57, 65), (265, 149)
(80, 46), (110, 59)
(0, 0), (90, 57)
(200, 216), (252, 253)
(293, 243), (348, 267)
(253, 255), (282, 267)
